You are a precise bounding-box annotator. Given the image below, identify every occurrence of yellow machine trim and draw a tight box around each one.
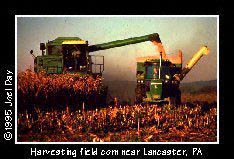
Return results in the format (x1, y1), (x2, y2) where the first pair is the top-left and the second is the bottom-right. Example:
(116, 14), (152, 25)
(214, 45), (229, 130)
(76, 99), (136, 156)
(62, 40), (87, 44)
(186, 46), (209, 69)
(153, 94), (160, 99)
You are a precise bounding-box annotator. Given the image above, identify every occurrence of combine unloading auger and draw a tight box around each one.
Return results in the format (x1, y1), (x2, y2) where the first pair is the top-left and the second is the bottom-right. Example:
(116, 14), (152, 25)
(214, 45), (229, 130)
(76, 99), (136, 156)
(88, 33), (161, 52)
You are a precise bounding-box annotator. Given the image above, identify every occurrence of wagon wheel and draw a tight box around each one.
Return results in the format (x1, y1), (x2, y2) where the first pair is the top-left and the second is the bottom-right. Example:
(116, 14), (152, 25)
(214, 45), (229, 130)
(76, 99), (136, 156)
(169, 89), (181, 106)
(175, 89), (181, 105)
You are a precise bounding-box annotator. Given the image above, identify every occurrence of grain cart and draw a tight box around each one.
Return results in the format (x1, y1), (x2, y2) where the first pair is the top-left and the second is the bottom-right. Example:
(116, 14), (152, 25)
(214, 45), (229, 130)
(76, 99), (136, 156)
(135, 45), (209, 105)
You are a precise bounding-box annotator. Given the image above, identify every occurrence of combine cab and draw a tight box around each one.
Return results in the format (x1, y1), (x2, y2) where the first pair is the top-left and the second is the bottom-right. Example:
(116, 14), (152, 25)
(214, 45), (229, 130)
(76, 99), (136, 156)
(31, 37), (104, 76)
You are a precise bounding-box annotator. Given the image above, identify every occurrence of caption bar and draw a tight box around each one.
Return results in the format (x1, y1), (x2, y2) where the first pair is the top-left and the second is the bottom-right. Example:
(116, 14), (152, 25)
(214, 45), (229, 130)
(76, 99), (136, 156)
(27, 147), (205, 158)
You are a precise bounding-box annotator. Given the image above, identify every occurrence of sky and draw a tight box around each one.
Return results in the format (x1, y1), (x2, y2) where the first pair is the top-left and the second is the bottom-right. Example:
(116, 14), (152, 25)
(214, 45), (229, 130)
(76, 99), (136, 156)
(17, 16), (218, 82)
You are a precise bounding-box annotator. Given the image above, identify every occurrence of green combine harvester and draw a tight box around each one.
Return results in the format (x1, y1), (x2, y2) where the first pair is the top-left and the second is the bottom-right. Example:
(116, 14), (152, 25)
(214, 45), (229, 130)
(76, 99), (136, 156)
(31, 33), (160, 75)
(30, 33), (209, 105)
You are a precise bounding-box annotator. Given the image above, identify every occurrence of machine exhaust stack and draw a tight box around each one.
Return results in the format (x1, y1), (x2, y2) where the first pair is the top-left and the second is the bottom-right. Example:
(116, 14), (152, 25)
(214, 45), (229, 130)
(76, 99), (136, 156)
(159, 52), (162, 79)
(174, 46), (209, 82)
(30, 50), (35, 59)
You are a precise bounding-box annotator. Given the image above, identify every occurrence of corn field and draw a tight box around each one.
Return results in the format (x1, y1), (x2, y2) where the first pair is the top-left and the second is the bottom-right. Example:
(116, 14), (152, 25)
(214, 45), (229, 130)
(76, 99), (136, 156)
(18, 104), (216, 142)
(17, 70), (217, 142)
(17, 69), (106, 111)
